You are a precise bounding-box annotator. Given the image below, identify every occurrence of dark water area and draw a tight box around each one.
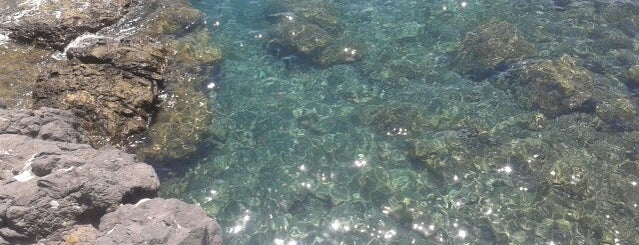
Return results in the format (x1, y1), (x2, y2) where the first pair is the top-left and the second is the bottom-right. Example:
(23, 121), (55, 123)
(160, 0), (639, 244)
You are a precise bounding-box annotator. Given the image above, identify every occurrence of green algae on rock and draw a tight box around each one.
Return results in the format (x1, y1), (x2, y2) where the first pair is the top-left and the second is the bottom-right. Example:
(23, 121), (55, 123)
(503, 55), (638, 130)
(139, 28), (221, 164)
(265, 0), (360, 66)
(0, 43), (54, 109)
(0, 0), (224, 162)
(510, 55), (594, 116)
(141, 87), (213, 162)
(455, 20), (535, 76)
(142, 1), (205, 37)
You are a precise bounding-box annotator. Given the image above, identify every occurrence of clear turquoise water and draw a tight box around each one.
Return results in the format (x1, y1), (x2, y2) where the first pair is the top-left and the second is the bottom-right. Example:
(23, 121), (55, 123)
(162, 0), (639, 244)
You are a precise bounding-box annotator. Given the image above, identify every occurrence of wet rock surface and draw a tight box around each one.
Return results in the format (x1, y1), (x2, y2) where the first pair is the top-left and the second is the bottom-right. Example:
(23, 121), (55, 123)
(0, 43), (54, 110)
(0, 0), (220, 162)
(33, 36), (168, 148)
(0, 0), (131, 50)
(496, 55), (639, 130)
(0, 108), (221, 244)
(510, 55), (595, 116)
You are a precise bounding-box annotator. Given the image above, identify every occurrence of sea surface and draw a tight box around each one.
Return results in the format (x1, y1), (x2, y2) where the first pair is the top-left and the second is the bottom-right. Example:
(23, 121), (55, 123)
(161, 0), (639, 244)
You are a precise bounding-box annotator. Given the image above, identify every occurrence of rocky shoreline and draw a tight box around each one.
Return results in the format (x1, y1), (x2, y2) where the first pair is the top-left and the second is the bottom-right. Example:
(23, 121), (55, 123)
(0, 0), (222, 244)
(1, 0), (220, 162)
(0, 108), (222, 244)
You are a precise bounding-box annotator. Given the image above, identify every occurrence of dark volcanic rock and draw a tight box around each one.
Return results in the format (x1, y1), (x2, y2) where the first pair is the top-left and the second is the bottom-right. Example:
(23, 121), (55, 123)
(0, 108), (222, 244)
(96, 198), (222, 245)
(0, 134), (159, 244)
(0, 107), (82, 143)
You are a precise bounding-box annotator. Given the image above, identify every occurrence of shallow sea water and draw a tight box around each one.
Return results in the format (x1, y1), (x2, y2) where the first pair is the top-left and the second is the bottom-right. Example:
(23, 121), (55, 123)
(161, 0), (639, 244)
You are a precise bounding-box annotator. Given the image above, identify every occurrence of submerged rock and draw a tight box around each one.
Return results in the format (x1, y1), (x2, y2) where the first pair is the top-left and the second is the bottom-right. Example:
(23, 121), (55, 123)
(140, 87), (213, 162)
(265, 0), (361, 66)
(512, 55), (594, 116)
(628, 64), (639, 85)
(504, 55), (638, 129)
(455, 20), (535, 77)
(0, 43), (55, 109)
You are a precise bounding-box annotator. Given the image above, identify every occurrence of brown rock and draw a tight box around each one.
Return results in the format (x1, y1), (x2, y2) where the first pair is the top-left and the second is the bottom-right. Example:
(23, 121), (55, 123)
(1, 0), (132, 50)
(265, 0), (360, 66)
(66, 38), (168, 81)
(34, 62), (159, 148)
(512, 55), (594, 116)
(1, 0), (219, 163)
(0, 43), (55, 109)
(455, 20), (535, 76)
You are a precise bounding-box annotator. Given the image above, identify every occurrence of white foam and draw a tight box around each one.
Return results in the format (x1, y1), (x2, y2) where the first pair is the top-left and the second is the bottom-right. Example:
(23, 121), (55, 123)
(12, 0), (45, 21)
(18, 0), (45, 7)
(52, 33), (106, 60)
(13, 154), (36, 182)
(0, 33), (9, 45)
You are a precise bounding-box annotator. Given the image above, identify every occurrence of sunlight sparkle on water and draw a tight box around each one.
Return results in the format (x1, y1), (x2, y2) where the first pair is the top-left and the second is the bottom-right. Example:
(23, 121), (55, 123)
(354, 154), (368, 168)
(457, 228), (468, 239)
(228, 210), (252, 234)
(274, 238), (298, 245)
(299, 181), (312, 189)
(298, 164), (307, 173)
(498, 165), (512, 174)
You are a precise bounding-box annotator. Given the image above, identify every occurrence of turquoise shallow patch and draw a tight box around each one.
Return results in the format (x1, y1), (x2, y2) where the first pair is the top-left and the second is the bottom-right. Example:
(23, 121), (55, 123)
(160, 0), (639, 243)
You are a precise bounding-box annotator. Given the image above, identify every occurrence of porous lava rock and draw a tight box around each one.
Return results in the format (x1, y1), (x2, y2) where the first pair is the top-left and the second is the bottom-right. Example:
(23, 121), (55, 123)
(0, 108), (222, 244)
(0, 108), (159, 244)
(95, 198), (223, 245)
